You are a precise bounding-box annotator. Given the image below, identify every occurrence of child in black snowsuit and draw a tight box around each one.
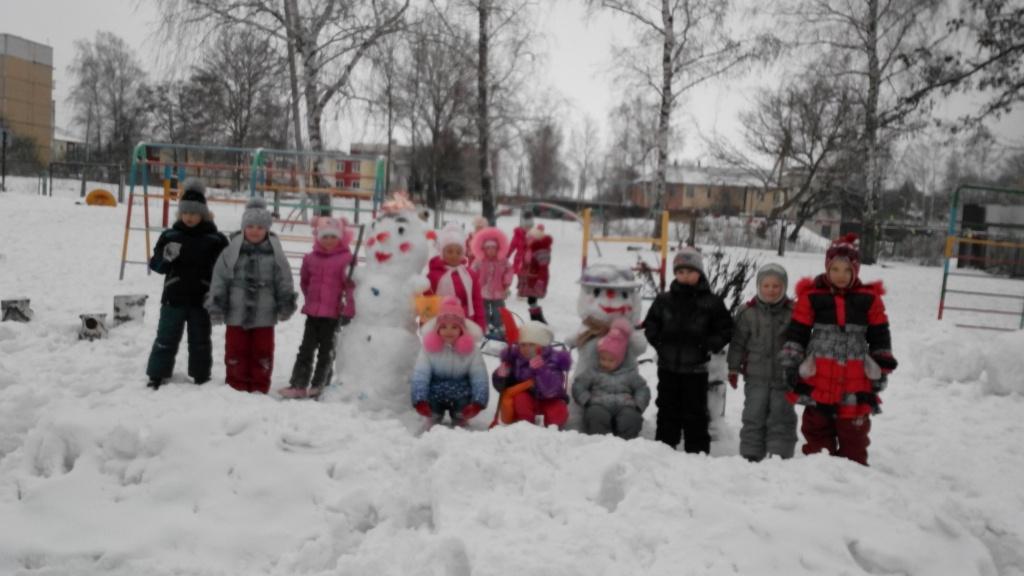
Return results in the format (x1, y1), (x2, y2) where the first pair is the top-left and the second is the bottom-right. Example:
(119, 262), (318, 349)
(145, 178), (229, 389)
(643, 247), (733, 453)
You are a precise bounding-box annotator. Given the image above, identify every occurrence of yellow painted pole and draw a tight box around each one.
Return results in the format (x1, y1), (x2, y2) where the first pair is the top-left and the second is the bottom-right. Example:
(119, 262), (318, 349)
(582, 208), (591, 271)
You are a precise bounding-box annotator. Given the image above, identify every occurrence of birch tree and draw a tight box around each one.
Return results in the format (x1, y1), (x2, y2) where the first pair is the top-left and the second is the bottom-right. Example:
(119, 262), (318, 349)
(589, 0), (773, 235)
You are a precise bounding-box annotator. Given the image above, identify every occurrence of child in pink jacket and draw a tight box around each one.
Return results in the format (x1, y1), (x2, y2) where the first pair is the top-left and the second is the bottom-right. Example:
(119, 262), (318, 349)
(426, 223), (486, 330)
(283, 217), (355, 398)
(470, 226), (514, 339)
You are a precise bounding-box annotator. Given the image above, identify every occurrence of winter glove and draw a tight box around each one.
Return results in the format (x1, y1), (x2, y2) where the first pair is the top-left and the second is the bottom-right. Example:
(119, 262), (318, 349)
(163, 242), (182, 262)
(339, 316), (352, 327)
(872, 374), (888, 393)
(278, 310), (293, 323)
(529, 355), (545, 370)
(460, 403), (483, 420)
(208, 311), (225, 326)
(415, 401), (433, 418)
(495, 362), (511, 378)
(728, 372), (739, 390)
(870, 350), (898, 374)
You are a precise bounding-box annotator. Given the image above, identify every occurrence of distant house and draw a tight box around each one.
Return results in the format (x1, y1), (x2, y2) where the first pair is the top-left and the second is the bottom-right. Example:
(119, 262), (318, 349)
(629, 164), (785, 217)
(52, 126), (85, 163)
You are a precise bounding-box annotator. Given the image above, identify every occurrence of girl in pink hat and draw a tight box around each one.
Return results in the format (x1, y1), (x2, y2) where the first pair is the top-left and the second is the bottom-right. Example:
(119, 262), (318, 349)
(571, 318), (650, 439)
(410, 297), (489, 427)
(470, 226), (514, 339)
(282, 217), (356, 398)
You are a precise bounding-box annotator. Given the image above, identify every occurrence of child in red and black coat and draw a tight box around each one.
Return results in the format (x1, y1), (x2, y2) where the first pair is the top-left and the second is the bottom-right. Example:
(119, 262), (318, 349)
(779, 234), (897, 466)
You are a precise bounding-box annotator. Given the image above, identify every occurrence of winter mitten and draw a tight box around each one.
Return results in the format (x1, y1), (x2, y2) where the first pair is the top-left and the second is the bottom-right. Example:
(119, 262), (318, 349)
(163, 242), (182, 262)
(529, 355), (545, 370)
(870, 350), (898, 374)
(728, 372), (739, 389)
(495, 362), (511, 378)
(277, 308), (294, 323)
(778, 341), (804, 369)
(872, 374), (888, 392)
(415, 401), (433, 417)
(461, 403), (483, 420)
(209, 311), (225, 326)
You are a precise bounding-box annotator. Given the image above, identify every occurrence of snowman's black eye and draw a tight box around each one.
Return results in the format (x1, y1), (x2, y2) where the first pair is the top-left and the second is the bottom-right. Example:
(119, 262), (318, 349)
(398, 226), (406, 235)
(621, 291), (628, 299)
(592, 288), (600, 297)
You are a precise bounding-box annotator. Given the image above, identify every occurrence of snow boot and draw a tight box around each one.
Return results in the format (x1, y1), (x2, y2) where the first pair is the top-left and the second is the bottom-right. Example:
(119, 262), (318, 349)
(279, 386), (309, 399)
(147, 379), (164, 390)
(529, 306), (547, 324)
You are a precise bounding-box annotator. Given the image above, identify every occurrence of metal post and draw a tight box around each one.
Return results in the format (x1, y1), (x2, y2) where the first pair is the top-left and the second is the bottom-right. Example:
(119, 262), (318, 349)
(581, 208), (591, 271)
(1, 128), (7, 192)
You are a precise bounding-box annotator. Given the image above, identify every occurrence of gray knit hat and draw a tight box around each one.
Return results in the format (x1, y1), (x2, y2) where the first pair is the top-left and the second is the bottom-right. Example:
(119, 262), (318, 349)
(756, 263), (788, 291)
(757, 262), (786, 303)
(178, 178), (210, 220)
(672, 246), (704, 275)
(241, 196), (273, 229)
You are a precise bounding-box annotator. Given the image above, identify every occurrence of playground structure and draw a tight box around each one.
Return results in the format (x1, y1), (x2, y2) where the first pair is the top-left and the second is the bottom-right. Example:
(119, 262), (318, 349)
(938, 184), (1024, 331)
(118, 142), (386, 280)
(581, 208), (671, 294)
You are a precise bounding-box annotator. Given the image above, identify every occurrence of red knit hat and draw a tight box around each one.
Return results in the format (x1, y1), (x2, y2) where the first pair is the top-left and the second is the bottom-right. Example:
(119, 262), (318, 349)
(826, 233), (861, 280)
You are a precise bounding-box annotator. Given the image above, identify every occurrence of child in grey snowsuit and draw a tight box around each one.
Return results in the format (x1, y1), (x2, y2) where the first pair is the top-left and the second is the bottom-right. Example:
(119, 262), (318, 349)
(146, 178), (229, 389)
(572, 318), (650, 439)
(206, 197), (297, 394)
(727, 263), (797, 460)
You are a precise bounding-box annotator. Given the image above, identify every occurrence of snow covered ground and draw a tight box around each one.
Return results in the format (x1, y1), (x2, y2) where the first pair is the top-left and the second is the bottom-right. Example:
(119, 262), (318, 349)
(1, 178), (1024, 575)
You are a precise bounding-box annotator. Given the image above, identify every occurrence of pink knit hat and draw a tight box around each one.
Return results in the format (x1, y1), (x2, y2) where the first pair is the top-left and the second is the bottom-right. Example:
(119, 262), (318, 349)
(423, 297), (476, 355)
(597, 318), (632, 367)
(436, 296), (466, 325)
(312, 216), (354, 246)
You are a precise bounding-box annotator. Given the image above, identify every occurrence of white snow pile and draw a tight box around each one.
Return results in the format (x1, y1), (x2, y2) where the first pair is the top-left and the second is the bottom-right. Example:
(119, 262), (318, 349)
(1, 181), (1023, 575)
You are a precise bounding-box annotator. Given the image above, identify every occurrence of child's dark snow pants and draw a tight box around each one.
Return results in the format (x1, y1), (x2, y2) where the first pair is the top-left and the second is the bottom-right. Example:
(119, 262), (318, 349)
(146, 304), (213, 382)
(655, 369), (710, 454)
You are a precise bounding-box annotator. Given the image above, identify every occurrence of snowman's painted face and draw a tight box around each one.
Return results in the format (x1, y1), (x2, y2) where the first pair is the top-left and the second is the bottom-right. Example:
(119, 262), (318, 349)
(578, 285), (642, 324)
(364, 212), (428, 276)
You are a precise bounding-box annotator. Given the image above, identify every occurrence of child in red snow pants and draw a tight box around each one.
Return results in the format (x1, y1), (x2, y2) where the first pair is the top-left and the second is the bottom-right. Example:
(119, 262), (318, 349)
(512, 393), (569, 427)
(801, 407), (871, 465)
(225, 326), (275, 394)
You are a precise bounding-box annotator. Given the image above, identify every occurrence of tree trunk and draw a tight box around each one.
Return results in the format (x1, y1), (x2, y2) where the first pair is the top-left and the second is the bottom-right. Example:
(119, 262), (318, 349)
(298, 36), (329, 217)
(654, 0), (674, 239)
(283, 0), (309, 220)
(477, 0), (494, 224)
(861, 0), (881, 264)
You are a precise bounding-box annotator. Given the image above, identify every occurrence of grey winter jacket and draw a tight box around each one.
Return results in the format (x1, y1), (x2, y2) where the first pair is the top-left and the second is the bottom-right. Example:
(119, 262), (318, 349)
(206, 232), (297, 329)
(727, 297), (793, 385)
(571, 364), (651, 413)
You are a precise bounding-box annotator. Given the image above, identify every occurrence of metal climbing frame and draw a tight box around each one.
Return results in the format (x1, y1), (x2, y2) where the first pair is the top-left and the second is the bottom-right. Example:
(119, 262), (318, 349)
(118, 142), (386, 280)
(581, 208), (671, 292)
(937, 184), (1024, 331)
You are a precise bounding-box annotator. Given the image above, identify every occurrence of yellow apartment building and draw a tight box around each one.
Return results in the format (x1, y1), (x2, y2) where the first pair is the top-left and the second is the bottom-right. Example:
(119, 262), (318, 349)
(0, 34), (54, 165)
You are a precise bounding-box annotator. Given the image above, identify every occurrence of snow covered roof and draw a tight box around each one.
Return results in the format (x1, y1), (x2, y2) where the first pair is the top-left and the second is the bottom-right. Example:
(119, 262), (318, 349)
(636, 164), (766, 188)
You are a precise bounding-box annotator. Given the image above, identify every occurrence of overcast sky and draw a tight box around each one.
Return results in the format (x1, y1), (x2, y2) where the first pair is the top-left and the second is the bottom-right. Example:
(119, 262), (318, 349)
(5, 0), (1022, 163)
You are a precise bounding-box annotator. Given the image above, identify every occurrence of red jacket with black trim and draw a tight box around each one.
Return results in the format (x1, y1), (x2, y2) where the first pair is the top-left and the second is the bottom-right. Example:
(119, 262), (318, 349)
(783, 274), (892, 418)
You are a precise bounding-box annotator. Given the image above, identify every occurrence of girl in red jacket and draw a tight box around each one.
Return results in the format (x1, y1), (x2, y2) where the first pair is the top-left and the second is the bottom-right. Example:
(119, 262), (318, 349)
(779, 234), (897, 466)
(518, 225), (553, 324)
(426, 223), (486, 330)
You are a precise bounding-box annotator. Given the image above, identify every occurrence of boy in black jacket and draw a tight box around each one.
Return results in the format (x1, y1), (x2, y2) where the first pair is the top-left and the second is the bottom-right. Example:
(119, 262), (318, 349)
(643, 247), (733, 453)
(145, 178), (229, 389)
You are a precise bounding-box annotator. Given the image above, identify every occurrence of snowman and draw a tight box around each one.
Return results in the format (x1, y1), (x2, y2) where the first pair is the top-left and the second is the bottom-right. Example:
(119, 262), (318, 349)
(322, 194), (431, 414)
(565, 264), (648, 429)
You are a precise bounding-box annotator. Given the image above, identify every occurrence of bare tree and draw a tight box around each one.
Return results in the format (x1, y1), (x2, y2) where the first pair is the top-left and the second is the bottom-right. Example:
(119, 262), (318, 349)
(902, 0), (1024, 125)
(778, 0), (947, 262)
(156, 0), (410, 214)
(67, 31), (151, 163)
(429, 0), (538, 223)
(589, 0), (774, 234)
(707, 71), (860, 238)
(569, 114), (601, 203)
(190, 27), (287, 149)
(524, 115), (571, 198)
(600, 94), (662, 204)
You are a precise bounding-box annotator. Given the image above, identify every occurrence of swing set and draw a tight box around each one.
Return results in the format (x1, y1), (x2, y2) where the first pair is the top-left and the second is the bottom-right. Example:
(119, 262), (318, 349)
(118, 142), (387, 280)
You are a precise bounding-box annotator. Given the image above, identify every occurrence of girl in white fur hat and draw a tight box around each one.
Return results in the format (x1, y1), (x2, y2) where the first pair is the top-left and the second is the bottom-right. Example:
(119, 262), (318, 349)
(425, 223), (486, 330)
